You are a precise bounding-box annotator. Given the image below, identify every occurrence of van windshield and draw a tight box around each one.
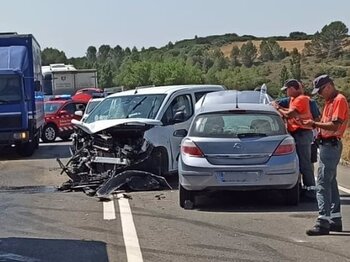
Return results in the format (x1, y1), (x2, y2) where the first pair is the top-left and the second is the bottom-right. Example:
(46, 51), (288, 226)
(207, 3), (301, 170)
(85, 94), (166, 123)
(0, 75), (22, 103)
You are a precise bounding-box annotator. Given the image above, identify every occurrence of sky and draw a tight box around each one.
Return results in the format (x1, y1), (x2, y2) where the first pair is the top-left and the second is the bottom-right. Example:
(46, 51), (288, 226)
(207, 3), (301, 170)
(1, 0), (350, 58)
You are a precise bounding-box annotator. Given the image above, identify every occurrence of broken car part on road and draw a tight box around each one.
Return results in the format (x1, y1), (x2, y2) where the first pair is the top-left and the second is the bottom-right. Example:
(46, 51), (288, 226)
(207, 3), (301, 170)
(56, 119), (171, 199)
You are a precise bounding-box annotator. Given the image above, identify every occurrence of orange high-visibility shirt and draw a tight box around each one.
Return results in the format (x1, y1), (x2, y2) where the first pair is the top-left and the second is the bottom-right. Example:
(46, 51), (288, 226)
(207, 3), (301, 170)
(287, 95), (313, 132)
(320, 93), (349, 138)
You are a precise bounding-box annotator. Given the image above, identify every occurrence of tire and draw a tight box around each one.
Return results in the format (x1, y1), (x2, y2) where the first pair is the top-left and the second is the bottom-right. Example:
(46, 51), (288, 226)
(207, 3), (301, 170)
(16, 140), (36, 157)
(285, 182), (300, 206)
(34, 134), (40, 149)
(179, 184), (195, 209)
(42, 124), (57, 143)
(150, 148), (168, 176)
(136, 148), (168, 176)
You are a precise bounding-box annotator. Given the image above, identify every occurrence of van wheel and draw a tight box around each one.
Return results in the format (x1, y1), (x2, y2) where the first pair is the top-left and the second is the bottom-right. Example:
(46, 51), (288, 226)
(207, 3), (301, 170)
(179, 184), (195, 209)
(42, 124), (57, 143)
(138, 148), (168, 176)
(151, 148), (168, 176)
(285, 182), (300, 206)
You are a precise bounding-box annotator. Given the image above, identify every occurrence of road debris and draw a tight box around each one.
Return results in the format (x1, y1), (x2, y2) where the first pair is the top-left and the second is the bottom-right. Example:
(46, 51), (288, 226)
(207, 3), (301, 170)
(56, 126), (172, 198)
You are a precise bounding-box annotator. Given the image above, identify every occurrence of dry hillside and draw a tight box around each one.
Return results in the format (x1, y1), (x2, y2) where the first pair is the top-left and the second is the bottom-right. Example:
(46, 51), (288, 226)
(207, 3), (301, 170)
(221, 40), (311, 57)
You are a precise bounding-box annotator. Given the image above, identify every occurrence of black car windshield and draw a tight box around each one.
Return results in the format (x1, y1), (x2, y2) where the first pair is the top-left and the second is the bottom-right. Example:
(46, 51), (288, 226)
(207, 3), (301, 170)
(189, 112), (286, 138)
(85, 94), (166, 123)
(0, 75), (22, 102)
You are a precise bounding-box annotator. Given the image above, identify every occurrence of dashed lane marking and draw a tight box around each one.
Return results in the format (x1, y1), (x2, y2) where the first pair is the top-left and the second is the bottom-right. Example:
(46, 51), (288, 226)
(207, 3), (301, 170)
(117, 193), (143, 262)
(103, 200), (116, 220)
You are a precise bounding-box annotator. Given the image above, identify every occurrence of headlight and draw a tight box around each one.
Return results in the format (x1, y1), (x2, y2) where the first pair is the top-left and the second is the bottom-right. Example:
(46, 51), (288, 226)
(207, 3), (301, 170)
(13, 131), (28, 140)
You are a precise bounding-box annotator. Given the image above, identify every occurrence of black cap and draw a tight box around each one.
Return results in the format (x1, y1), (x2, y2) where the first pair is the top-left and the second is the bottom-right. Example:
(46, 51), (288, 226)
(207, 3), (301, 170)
(281, 79), (300, 91)
(312, 74), (332, 95)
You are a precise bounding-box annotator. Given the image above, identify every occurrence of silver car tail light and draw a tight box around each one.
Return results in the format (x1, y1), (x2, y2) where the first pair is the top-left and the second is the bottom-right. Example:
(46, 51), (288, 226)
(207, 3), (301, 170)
(272, 137), (295, 156)
(181, 139), (204, 157)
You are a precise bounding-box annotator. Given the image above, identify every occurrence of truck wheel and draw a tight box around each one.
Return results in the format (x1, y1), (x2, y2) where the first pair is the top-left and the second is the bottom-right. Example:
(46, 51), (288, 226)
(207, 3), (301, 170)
(179, 184), (195, 209)
(34, 134), (40, 149)
(42, 124), (57, 143)
(16, 141), (36, 157)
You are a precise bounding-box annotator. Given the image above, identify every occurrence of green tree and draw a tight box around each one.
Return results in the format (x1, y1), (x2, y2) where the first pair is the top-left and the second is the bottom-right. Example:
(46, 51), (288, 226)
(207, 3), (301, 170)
(289, 48), (301, 80)
(41, 48), (67, 65)
(279, 65), (289, 87)
(259, 40), (286, 61)
(306, 21), (348, 58)
(230, 45), (240, 67)
(98, 62), (114, 88)
(98, 45), (112, 62)
(130, 46), (140, 62)
(210, 48), (228, 71)
(240, 41), (257, 67)
(259, 40), (273, 62)
(289, 31), (308, 40)
(86, 46), (97, 62)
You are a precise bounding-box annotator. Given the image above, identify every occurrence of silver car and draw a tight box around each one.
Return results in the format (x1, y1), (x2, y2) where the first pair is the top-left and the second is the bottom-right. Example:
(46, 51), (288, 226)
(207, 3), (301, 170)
(179, 91), (300, 208)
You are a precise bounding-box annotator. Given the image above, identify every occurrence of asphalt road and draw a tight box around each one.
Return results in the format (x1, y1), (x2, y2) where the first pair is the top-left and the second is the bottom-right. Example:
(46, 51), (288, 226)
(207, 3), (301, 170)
(0, 142), (350, 262)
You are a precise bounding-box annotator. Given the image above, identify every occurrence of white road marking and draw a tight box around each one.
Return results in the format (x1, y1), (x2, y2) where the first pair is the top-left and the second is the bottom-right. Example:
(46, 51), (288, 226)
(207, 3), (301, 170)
(339, 185), (350, 195)
(313, 173), (350, 195)
(117, 193), (143, 262)
(103, 200), (116, 220)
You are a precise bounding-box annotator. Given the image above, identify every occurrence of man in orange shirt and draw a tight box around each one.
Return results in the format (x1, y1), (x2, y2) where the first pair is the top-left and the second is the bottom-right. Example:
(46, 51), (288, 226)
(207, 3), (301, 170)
(303, 74), (349, 236)
(273, 79), (315, 198)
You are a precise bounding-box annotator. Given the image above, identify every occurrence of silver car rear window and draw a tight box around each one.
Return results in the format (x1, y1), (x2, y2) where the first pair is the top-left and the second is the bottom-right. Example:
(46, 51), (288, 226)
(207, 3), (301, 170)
(189, 112), (286, 138)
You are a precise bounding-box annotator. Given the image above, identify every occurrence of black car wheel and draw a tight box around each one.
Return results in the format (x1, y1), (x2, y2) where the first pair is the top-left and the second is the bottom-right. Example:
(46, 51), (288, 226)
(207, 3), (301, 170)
(42, 124), (57, 143)
(179, 184), (195, 209)
(285, 182), (300, 206)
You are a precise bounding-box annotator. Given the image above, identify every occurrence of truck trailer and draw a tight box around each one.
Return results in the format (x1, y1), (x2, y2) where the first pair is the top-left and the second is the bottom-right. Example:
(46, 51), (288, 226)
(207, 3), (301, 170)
(42, 64), (98, 95)
(0, 33), (44, 156)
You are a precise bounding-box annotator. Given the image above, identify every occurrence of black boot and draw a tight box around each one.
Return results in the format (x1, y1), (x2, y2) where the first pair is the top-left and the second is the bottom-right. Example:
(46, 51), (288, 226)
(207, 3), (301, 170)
(306, 225), (329, 236)
(330, 223), (342, 232)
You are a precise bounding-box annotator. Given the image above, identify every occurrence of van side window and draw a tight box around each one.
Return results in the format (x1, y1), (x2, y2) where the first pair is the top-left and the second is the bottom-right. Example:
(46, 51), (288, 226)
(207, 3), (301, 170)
(162, 94), (193, 125)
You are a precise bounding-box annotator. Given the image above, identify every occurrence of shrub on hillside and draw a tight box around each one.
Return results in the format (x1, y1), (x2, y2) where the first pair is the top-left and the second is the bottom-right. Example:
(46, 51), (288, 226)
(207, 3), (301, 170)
(325, 66), (347, 78)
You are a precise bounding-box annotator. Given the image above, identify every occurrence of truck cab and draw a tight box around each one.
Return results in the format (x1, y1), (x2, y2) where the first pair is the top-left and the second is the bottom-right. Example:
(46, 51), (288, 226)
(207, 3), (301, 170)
(0, 33), (44, 156)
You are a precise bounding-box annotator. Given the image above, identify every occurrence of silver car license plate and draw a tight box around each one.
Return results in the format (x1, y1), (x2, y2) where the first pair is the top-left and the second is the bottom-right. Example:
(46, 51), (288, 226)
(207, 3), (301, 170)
(216, 171), (260, 183)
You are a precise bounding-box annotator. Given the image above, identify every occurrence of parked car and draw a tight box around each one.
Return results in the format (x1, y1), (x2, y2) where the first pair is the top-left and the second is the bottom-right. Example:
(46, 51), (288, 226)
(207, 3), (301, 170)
(42, 99), (87, 142)
(179, 90), (300, 208)
(71, 88), (104, 102)
(195, 89), (273, 111)
(70, 84), (225, 176)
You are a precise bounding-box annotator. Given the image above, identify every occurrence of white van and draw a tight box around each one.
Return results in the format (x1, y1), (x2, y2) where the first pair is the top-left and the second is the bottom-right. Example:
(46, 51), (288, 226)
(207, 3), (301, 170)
(72, 84), (225, 175)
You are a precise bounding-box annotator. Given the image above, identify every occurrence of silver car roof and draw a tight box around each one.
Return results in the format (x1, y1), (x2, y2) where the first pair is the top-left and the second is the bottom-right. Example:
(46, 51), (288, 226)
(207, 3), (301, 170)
(196, 102), (278, 115)
(107, 84), (225, 97)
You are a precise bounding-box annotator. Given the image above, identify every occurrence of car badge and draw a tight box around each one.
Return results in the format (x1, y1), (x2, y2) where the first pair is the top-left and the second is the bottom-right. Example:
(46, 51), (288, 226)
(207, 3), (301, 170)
(233, 143), (242, 149)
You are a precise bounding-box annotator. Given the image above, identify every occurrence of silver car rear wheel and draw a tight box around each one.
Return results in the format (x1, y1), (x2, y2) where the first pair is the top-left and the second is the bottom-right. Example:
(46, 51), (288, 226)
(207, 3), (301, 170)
(179, 184), (195, 209)
(284, 182), (300, 206)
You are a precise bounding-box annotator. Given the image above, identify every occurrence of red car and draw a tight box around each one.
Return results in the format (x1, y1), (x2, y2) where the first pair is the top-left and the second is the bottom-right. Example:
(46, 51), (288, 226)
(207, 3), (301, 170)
(42, 99), (87, 142)
(72, 88), (104, 101)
